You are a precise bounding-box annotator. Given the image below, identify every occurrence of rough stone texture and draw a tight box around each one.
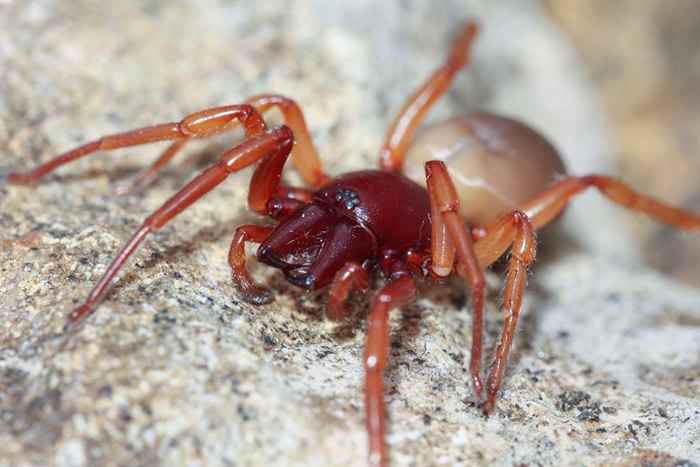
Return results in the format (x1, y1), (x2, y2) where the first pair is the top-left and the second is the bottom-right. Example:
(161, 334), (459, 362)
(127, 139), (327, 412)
(1, 1), (699, 467)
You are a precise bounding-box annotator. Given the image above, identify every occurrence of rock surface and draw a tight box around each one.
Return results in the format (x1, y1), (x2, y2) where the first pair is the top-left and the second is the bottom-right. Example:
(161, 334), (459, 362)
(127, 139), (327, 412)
(1, 1), (698, 466)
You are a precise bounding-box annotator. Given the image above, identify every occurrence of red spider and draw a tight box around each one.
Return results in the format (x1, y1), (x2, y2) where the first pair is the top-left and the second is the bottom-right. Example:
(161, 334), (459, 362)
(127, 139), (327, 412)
(6, 21), (700, 467)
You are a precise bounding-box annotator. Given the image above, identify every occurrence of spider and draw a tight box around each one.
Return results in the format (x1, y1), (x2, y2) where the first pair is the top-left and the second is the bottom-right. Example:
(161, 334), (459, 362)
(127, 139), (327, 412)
(5, 20), (700, 467)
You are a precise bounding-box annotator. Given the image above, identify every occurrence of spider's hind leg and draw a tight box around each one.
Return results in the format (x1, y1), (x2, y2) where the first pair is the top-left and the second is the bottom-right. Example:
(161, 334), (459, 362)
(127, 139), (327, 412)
(519, 175), (700, 232)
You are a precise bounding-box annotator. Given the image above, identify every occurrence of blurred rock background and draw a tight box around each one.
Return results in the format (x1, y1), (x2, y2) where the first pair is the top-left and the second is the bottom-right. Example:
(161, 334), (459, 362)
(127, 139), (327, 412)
(548, 0), (700, 287)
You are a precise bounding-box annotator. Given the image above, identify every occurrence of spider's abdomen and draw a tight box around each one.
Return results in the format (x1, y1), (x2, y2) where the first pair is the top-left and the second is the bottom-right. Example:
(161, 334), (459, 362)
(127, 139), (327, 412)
(403, 112), (567, 225)
(314, 170), (431, 253)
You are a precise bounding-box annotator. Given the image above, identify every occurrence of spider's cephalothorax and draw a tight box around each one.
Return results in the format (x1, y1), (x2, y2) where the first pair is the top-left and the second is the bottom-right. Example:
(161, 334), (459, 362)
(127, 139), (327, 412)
(258, 170), (431, 290)
(6, 20), (700, 467)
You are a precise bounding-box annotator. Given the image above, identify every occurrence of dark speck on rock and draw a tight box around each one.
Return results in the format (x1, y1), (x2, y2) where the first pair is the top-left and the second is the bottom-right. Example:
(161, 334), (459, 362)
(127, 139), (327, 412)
(98, 385), (113, 398)
(1, 367), (28, 386)
(261, 331), (276, 349)
(576, 402), (601, 422)
(238, 404), (256, 422)
(27, 396), (46, 415)
(448, 352), (463, 365)
(628, 420), (651, 439)
(153, 309), (176, 325)
(141, 402), (153, 416)
(557, 390), (591, 412)
(605, 292), (621, 303)
(119, 408), (132, 423)
(449, 293), (467, 310)
(47, 228), (71, 239)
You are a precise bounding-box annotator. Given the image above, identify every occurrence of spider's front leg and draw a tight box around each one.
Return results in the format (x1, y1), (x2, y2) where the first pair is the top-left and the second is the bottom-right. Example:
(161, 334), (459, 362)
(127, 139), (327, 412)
(327, 262), (369, 320)
(228, 225), (275, 305)
(6, 104), (268, 186)
(364, 274), (417, 467)
(6, 96), (330, 195)
(117, 95), (330, 194)
(425, 161), (538, 415)
(65, 125), (294, 329)
(425, 161), (487, 398)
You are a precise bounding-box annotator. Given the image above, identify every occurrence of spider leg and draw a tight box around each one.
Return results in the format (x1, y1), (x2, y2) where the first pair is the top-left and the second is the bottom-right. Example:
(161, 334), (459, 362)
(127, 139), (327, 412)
(276, 185), (313, 203)
(378, 21), (478, 172)
(228, 225), (276, 305)
(520, 175), (700, 232)
(229, 185), (316, 304)
(116, 95), (331, 194)
(472, 173), (700, 414)
(425, 160), (486, 398)
(113, 139), (188, 196)
(245, 95), (329, 188)
(7, 104), (267, 185)
(364, 274), (417, 467)
(65, 126), (294, 329)
(327, 262), (369, 320)
(472, 211), (537, 415)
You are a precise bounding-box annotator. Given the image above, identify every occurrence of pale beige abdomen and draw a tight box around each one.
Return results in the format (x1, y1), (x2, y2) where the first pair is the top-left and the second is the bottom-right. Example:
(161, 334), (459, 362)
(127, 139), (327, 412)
(404, 112), (566, 225)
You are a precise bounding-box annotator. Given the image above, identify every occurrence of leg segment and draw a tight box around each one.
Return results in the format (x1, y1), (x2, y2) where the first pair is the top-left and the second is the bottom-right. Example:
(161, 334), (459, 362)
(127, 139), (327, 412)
(426, 161), (539, 413)
(119, 95), (330, 192)
(113, 139), (188, 196)
(364, 275), (417, 467)
(229, 225), (275, 305)
(65, 126), (294, 329)
(480, 211), (537, 415)
(521, 175), (700, 231)
(378, 21), (478, 172)
(7, 105), (267, 185)
(264, 185), (313, 220)
(245, 95), (329, 188)
(277, 185), (313, 203)
(471, 175), (700, 414)
(327, 262), (369, 320)
(426, 168), (456, 278)
(425, 160), (486, 397)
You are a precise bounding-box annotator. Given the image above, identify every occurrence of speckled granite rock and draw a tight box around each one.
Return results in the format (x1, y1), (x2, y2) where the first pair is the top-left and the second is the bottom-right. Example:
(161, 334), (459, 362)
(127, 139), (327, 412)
(1, 1), (698, 467)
